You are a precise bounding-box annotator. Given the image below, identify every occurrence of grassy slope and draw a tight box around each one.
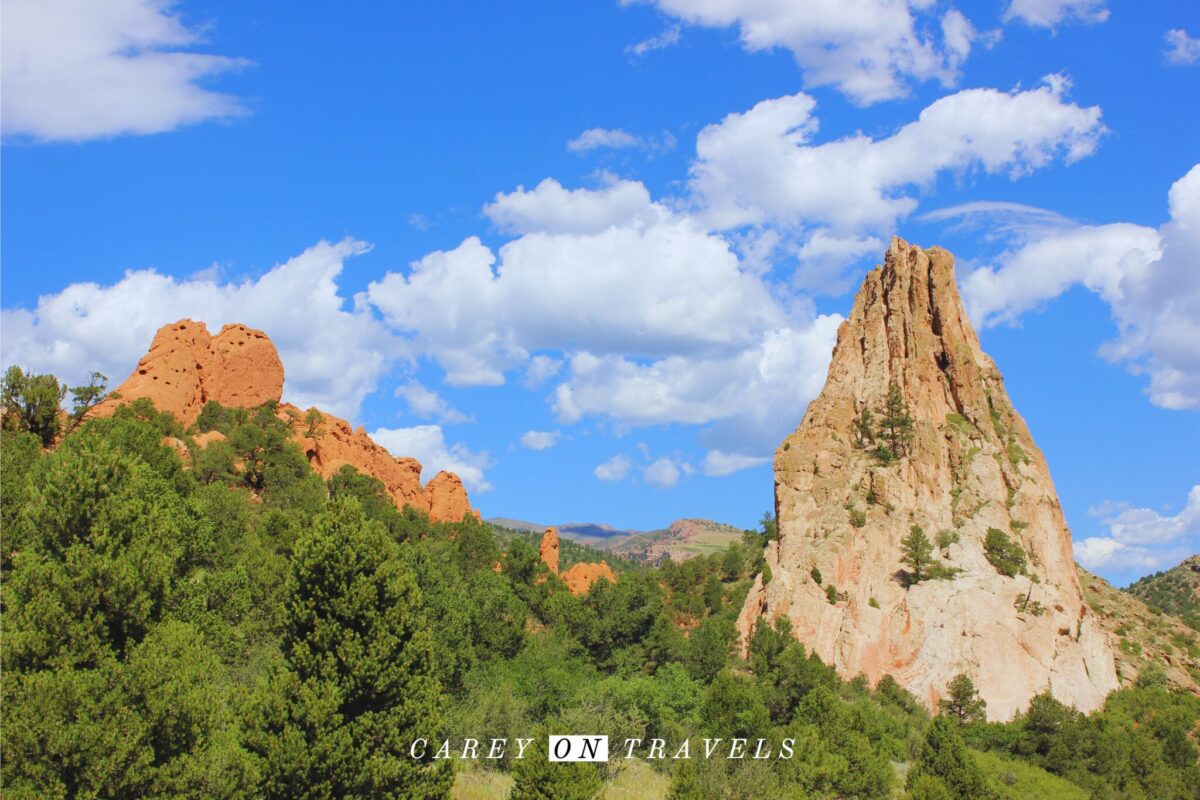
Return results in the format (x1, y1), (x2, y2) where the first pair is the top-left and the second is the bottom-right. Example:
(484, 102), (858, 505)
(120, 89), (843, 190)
(1078, 565), (1200, 694)
(972, 750), (1089, 800)
(1125, 556), (1200, 631)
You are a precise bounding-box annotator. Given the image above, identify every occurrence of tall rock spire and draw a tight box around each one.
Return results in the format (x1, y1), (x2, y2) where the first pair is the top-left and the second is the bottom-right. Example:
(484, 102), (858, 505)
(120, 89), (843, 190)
(738, 237), (1118, 720)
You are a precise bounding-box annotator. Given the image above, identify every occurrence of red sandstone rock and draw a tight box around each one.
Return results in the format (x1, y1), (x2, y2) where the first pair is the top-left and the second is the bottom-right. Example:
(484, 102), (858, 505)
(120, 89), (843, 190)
(539, 527), (560, 574)
(426, 470), (480, 523)
(193, 430), (228, 449)
(562, 561), (617, 595)
(92, 319), (283, 428)
(92, 319), (479, 522)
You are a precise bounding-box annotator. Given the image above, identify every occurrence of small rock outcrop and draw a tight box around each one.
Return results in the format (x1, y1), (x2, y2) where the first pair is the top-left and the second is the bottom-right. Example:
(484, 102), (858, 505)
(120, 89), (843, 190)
(737, 238), (1118, 721)
(92, 320), (283, 427)
(98, 319), (479, 523)
(562, 561), (617, 595)
(539, 527), (560, 575)
(427, 471), (479, 523)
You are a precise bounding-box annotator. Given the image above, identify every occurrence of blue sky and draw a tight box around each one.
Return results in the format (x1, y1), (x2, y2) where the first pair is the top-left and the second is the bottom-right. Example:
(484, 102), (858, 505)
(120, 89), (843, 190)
(2, 0), (1197, 586)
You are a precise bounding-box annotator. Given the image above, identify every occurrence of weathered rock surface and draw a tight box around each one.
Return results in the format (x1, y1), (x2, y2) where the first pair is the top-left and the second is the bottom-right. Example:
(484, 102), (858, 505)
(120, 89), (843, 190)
(539, 527), (560, 575)
(738, 237), (1118, 721)
(278, 403), (478, 523)
(562, 561), (617, 595)
(99, 319), (478, 523)
(92, 319), (283, 428)
(427, 471), (480, 523)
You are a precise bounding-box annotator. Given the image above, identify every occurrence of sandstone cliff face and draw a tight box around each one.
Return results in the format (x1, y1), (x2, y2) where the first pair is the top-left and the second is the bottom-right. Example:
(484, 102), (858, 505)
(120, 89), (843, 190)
(100, 319), (478, 523)
(539, 528), (560, 575)
(738, 238), (1118, 721)
(92, 320), (283, 428)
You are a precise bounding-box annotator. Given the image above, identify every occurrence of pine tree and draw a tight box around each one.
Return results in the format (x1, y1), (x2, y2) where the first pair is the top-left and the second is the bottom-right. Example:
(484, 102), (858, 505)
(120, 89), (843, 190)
(853, 406), (876, 448)
(2, 365), (67, 445)
(877, 381), (914, 458)
(906, 716), (994, 799)
(943, 673), (987, 724)
(251, 498), (453, 799)
(900, 525), (935, 585)
(508, 725), (603, 800)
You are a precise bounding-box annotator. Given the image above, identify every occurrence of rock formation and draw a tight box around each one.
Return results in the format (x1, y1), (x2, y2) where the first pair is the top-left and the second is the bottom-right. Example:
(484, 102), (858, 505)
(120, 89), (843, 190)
(539, 527), (560, 575)
(91, 320), (283, 428)
(427, 471), (478, 524)
(98, 319), (478, 523)
(562, 561), (617, 595)
(532, 525), (614, 594)
(737, 238), (1118, 721)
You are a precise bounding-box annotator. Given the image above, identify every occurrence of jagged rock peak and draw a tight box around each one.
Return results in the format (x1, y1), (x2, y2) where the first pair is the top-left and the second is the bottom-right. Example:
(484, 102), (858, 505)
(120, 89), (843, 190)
(92, 319), (283, 427)
(96, 319), (478, 523)
(737, 237), (1118, 721)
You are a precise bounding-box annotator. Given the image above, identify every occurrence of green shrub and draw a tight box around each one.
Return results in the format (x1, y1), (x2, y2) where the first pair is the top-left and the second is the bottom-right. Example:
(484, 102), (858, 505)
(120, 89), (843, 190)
(984, 528), (1027, 577)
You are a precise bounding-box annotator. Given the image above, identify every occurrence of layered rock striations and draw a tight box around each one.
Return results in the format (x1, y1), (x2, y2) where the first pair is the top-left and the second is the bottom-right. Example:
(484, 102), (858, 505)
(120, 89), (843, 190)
(737, 238), (1118, 721)
(97, 319), (478, 522)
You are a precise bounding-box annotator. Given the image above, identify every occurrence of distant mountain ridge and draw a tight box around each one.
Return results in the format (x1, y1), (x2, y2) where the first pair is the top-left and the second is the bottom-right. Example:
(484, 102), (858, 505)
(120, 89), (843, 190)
(485, 517), (747, 564)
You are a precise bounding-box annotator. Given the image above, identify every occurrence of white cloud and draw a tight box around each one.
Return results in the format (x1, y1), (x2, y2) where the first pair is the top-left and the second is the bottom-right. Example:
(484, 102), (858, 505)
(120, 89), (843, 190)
(631, 0), (970, 105)
(0, 238), (397, 419)
(703, 450), (769, 476)
(962, 223), (1161, 326)
(371, 424), (493, 493)
(523, 355), (563, 388)
(1073, 537), (1159, 573)
(1164, 29), (1200, 66)
(368, 188), (790, 387)
(691, 80), (1105, 235)
(594, 454), (632, 481)
(396, 381), (471, 424)
(1092, 487), (1200, 546)
(1004, 0), (1108, 28)
(566, 129), (676, 157)
(626, 25), (681, 57)
(552, 315), (843, 456)
(960, 163), (1200, 410)
(520, 430), (560, 450)
(1, 0), (249, 142)
(644, 457), (683, 489)
(484, 177), (654, 235)
(567, 128), (641, 152)
(1075, 486), (1200, 573)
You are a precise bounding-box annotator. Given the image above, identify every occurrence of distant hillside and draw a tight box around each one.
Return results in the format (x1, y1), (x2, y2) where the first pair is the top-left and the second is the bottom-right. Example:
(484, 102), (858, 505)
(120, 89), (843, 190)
(1079, 566), (1200, 695)
(485, 517), (748, 564)
(1125, 556), (1200, 631)
(486, 523), (636, 574)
